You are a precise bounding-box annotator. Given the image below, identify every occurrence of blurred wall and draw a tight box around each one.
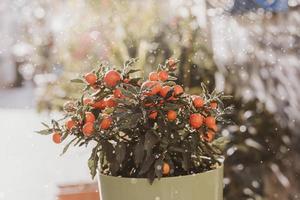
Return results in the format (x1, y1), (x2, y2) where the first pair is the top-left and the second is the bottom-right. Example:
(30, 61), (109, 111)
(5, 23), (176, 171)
(209, 7), (300, 132)
(0, 1), (17, 86)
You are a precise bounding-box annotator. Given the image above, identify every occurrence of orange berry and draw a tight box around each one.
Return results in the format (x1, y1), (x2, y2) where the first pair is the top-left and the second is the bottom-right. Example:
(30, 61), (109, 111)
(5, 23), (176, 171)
(92, 99), (106, 109)
(189, 113), (203, 129)
(162, 162), (170, 175)
(105, 97), (117, 108)
(123, 78), (130, 83)
(210, 102), (218, 109)
(65, 119), (76, 130)
(144, 102), (155, 107)
(141, 81), (162, 96)
(173, 85), (184, 96)
(113, 88), (124, 98)
(203, 130), (215, 142)
(83, 122), (94, 136)
(205, 116), (216, 129)
(84, 72), (97, 85)
(158, 70), (168, 82)
(193, 96), (204, 108)
(149, 111), (158, 119)
(159, 85), (171, 98)
(210, 124), (218, 132)
(100, 116), (113, 129)
(104, 70), (122, 87)
(83, 98), (93, 105)
(167, 110), (177, 121)
(85, 112), (96, 123)
(149, 72), (159, 81)
(52, 132), (61, 144)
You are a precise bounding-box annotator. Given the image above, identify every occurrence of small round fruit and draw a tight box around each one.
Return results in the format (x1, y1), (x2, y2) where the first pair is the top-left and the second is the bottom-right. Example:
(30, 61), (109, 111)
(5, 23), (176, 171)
(52, 132), (62, 144)
(104, 70), (122, 87)
(105, 97), (117, 108)
(159, 85), (171, 98)
(113, 88), (123, 98)
(144, 102), (155, 107)
(123, 78), (130, 83)
(167, 110), (177, 121)
(92, 99), (106, 109)
(193, 96), (204, 108)
(84, 72), (97, 85)
(100, 116), (113, 129)
(162, 162), (170, 175)
(149, 72), (159, 81)
(83, 98), (93, 105)
(149, 111), (158, 119)
(85, 112), (95, 123)
(205, 116), (216, 129)
(210, 124), (218, 132)
(65, 119), (76, 130)
(210, 102), (218, 109)
(173, 85), (184, 96)
(158, 70), (168, 82)
(204, 130), (215, 142)
(189, 113), (203, 129)
(141, 81), (162, 96)
(83, 122), (94, 136)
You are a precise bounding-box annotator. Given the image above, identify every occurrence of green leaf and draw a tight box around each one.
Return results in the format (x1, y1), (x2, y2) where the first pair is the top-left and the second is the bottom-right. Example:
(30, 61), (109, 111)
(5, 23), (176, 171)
(35, 129), (52, 135)
(138, 154), (155, 175)
(134, 141), (145, 167)
(88, 146), (100, 179)
(212, 136), (229, 151)
(144, 131), (159, 154)
(60, 137), (77, 156)
(71, 78), (85, 84)
(115, 142), (126, 164)
(154, 159), (163, 179)
(127, 69), (140, 74)
(41, 122), (50, 128)
(182, 152), (190, 171)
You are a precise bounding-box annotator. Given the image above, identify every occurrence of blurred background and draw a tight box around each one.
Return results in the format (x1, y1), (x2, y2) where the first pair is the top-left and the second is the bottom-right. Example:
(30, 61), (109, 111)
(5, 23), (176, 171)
(1, 0), (300, 199)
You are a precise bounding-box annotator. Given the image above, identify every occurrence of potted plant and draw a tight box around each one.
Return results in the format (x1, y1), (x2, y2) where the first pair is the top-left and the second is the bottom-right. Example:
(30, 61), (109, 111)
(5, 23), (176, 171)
(38, 58), (232, 200)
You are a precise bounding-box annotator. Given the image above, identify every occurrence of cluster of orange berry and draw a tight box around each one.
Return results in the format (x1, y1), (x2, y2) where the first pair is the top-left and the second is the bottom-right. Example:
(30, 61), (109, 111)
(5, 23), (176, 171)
(52, 69), (122, 144)
(52, 58), (218, 146)
(140, 69), (218, 143)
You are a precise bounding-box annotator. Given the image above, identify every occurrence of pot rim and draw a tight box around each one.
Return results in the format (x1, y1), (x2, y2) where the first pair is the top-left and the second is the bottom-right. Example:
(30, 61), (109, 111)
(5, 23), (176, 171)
(98, 164), (223, 181)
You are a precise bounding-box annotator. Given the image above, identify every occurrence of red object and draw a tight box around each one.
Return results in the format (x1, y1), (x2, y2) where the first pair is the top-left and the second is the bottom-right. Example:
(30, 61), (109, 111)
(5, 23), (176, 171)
(173, 85), (184, 96)
(104, 70), (122, 87)
(52, 132), (62, 144)
(158, 70), (168, 82)
(149, 72), (159, 81)
(193, 96), (204, 108)
(83, 122), (94, 136)
(85, 112), (96, 123)
(57, 183), (99, 200)
(189, 113), (203, 129)
(84, 73), (97, 85)
(167, 110), (177, 121)
(141, 81), (162, 96)
(113, 88), (123, 98)
(100, 116), (113, 129)
(83, 98), (93, 105)
(205, 116), (216, 129)
(159, 86), (171, 98)
(66, 119), (76, 130)
(149, 110), (158, 119)
(92, 100), (106, 109)
(105, 97), (117, 108)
